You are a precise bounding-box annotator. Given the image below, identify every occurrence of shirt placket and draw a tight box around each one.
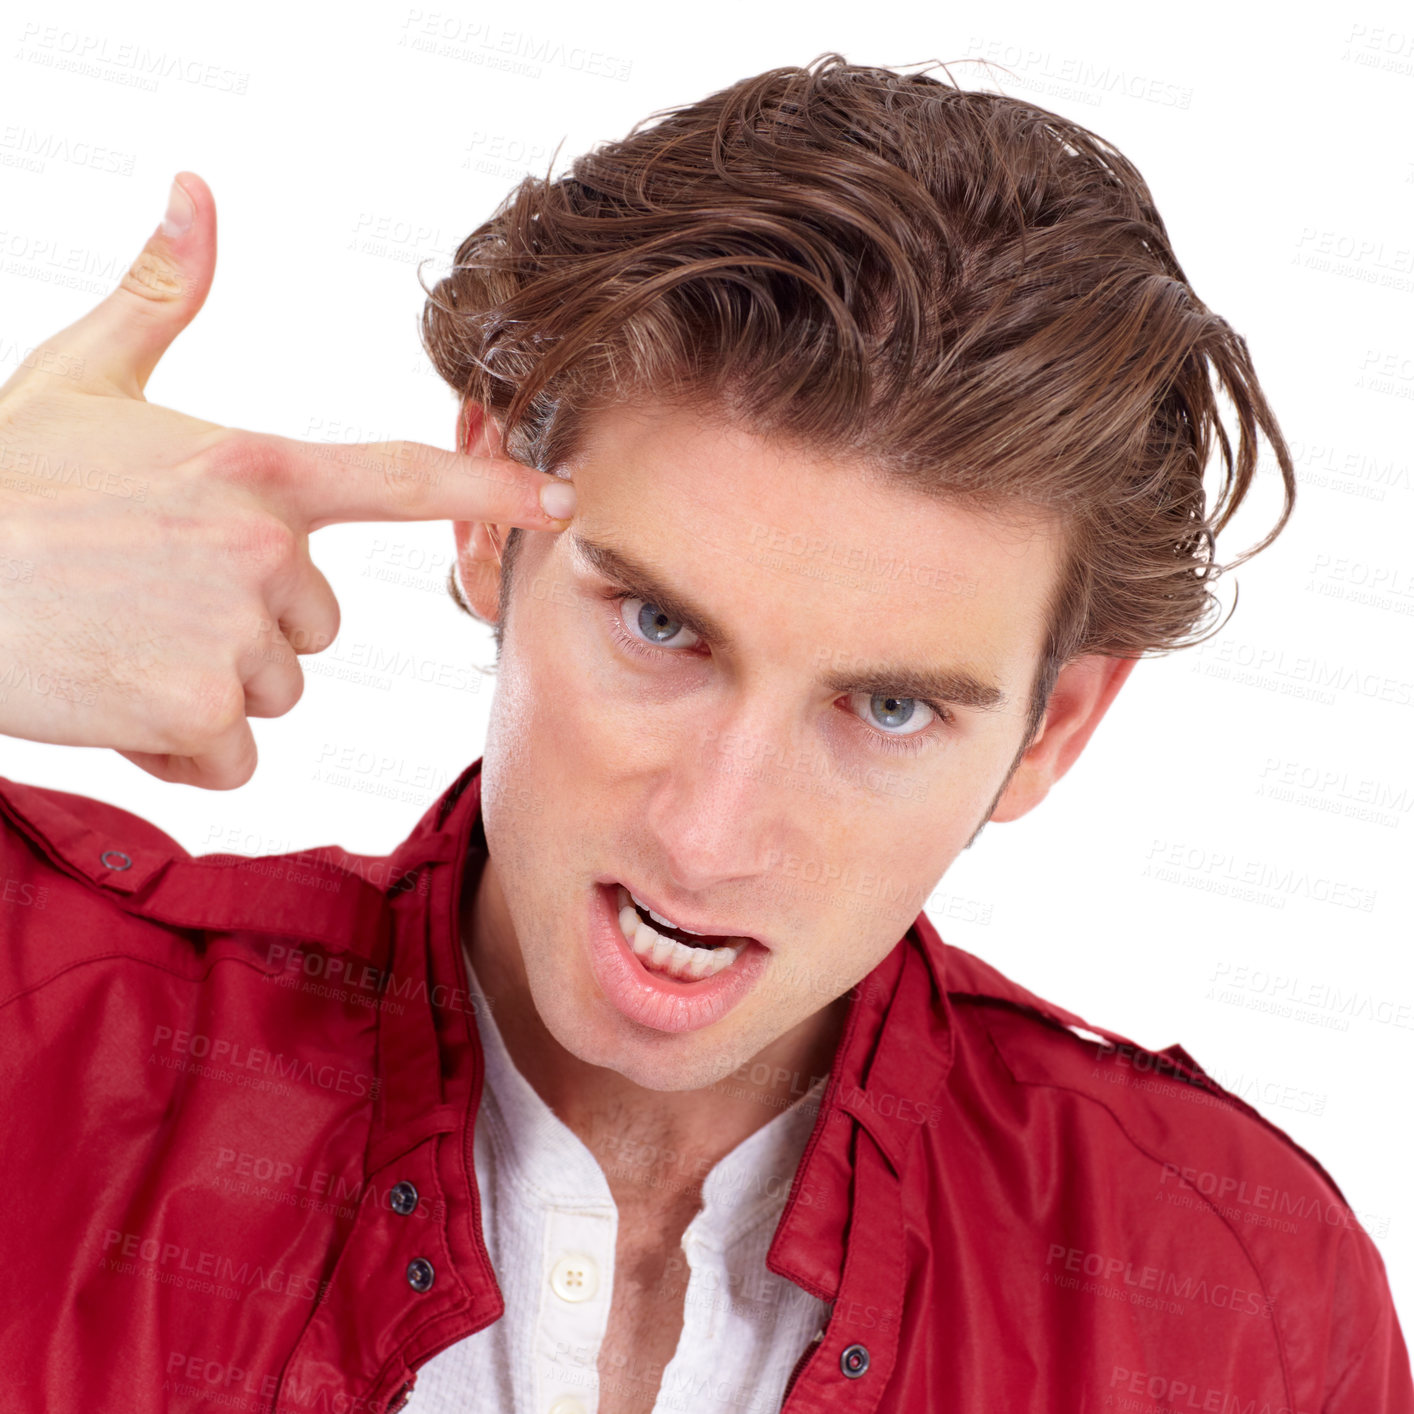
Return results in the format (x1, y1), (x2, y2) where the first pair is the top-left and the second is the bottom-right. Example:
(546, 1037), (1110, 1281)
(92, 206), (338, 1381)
(536, 1203), (617, 1414)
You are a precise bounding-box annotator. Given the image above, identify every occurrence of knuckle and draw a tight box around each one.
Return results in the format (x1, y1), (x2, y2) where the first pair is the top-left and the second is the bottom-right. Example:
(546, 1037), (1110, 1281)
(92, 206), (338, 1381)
(287, 612), (338, 656)
(379, 441), (447, 506)
(204, 428), (286, 494)
(168, 674), (246, 753)
(276, 668), (306, 714)
(200, 744), (257, 792)
(120, 249), (191, 305)
(221, 514), (298, 572)
(320, 594), (342, 644)
(249, 518), (299, 570)
(248, 623), (295, 667)
(216, 762), (257, 792)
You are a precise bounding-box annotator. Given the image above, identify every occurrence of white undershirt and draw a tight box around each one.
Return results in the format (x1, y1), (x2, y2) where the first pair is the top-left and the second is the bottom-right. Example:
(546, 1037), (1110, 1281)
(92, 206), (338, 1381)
(403, 949), (830, 1414)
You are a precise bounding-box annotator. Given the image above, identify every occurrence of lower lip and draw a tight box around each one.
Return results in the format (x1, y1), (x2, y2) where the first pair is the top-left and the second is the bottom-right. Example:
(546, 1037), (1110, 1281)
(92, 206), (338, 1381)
(585, 880), (769, 1034)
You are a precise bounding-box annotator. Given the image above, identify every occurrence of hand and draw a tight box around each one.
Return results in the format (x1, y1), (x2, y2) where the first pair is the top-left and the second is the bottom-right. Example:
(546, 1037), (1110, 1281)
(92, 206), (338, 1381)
(0, 172), (575, 789)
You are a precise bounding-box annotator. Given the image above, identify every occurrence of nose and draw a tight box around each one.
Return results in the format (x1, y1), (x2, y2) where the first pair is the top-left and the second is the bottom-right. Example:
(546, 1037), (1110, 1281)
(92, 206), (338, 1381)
(640, 707), (797, 894)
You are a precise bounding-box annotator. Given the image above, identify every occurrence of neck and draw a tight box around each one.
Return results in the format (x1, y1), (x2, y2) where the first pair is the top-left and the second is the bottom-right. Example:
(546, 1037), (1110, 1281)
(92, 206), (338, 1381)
(462, 849), (847, 1214)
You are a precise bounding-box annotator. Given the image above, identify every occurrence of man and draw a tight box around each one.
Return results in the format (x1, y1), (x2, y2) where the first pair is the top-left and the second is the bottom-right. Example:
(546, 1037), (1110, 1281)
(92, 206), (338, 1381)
(0, 55), (1408, 1414)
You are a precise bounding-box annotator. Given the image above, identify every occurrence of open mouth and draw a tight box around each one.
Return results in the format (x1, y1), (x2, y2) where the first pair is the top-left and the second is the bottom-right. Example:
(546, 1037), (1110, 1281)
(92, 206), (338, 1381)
(613, 883), (754, 983)
(587, 879), (770, 1033)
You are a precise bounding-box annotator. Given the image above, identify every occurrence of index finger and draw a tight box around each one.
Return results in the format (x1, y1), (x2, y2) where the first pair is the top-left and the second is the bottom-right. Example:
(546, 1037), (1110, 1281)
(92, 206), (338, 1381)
(250, 433), (576, 533)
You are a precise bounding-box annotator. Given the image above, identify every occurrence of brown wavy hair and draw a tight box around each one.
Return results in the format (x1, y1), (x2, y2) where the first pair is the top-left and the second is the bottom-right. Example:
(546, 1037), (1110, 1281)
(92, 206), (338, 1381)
(421, 52), (1295, 741)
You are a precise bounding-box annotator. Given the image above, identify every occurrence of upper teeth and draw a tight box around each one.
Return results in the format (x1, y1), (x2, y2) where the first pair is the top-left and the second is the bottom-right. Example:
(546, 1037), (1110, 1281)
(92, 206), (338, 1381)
(629, 889), (708, 935)
(617, 885), (744, 982)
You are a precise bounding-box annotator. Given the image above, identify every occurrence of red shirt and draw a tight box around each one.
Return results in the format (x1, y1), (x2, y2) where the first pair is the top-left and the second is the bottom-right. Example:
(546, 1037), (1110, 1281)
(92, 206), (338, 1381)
(0, 755), (1408, 1413)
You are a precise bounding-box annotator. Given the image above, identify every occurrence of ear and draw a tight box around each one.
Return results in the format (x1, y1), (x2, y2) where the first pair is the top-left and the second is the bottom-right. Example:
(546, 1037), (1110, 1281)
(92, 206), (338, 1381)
(451, 402), (511, 625)
(987, 654), (1139, 823)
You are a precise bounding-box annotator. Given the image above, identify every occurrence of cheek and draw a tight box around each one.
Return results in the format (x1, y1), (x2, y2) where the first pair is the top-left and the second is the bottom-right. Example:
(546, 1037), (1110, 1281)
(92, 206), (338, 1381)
(803, 797), (968, 932)
(492, 586), (629, 777)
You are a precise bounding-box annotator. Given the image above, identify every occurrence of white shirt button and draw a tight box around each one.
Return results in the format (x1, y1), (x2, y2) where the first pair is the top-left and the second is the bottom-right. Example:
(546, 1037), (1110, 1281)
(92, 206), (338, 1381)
(548, 1399), (588, 1414)
(549, 1252), (599, 1302)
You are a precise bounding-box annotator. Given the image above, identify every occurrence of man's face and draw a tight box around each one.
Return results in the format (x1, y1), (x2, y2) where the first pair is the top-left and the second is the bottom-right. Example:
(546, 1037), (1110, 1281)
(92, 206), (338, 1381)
(468, 400), (1069, 1092)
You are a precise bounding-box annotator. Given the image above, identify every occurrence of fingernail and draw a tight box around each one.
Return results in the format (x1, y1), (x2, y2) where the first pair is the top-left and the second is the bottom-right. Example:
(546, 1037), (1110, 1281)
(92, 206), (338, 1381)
(539, 478), (576, 521)
(160, 176), (194, 237)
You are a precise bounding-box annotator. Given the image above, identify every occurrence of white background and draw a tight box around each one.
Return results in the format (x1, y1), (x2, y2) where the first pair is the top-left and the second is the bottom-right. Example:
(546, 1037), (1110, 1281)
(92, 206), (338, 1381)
(3, 0), (1412, 1334)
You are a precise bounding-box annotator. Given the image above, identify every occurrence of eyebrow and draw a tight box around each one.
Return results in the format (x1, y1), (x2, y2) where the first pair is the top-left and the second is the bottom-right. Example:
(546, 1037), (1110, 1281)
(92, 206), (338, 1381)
(568, 532), (1009, 713)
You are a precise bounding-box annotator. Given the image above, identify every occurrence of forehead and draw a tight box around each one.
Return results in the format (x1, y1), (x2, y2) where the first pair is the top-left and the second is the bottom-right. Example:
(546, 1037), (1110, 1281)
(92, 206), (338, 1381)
(551, 400), (1066, 694)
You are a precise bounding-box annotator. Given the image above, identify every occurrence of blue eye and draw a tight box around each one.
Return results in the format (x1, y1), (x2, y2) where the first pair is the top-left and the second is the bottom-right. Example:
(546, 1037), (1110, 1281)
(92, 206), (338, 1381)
(850, 692), (936, 736)
(602, 587), (948, 755)
(619, 596), (701, 650)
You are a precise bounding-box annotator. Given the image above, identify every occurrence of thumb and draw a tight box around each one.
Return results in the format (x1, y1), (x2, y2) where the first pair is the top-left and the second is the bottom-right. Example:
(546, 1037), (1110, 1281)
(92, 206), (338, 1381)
(52, 171), (217, 399)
